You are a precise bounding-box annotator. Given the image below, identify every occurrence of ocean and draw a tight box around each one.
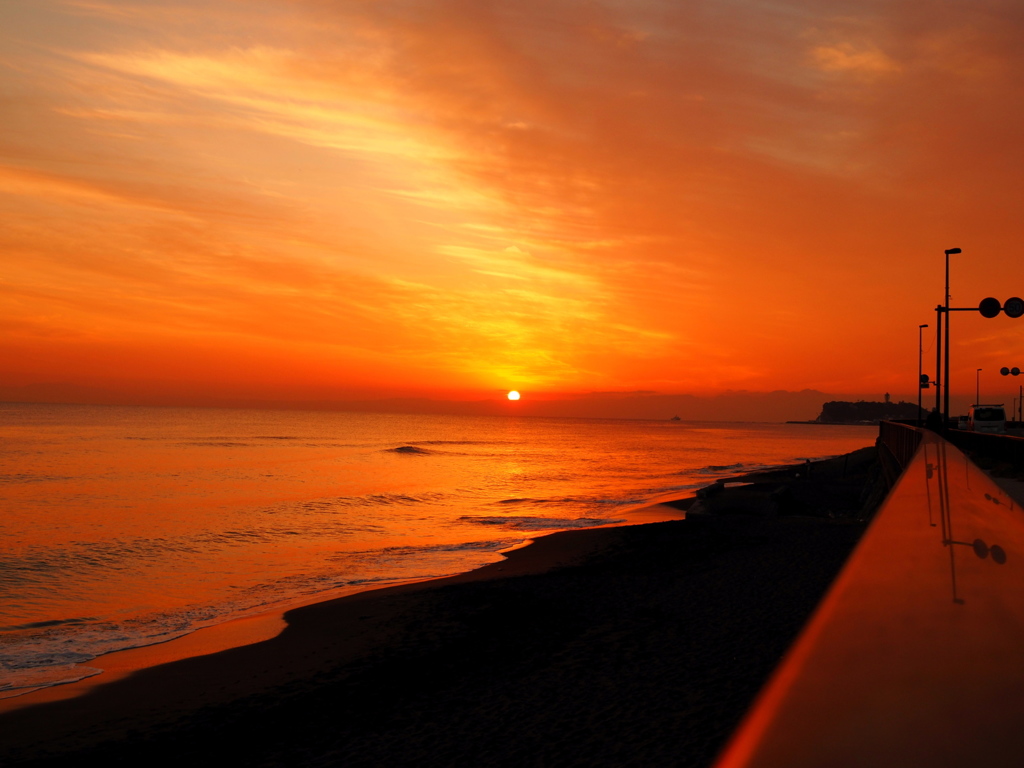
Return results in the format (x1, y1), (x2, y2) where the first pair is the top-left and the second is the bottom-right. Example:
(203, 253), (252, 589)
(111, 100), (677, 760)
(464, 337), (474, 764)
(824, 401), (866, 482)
(0, 402), (874, 697)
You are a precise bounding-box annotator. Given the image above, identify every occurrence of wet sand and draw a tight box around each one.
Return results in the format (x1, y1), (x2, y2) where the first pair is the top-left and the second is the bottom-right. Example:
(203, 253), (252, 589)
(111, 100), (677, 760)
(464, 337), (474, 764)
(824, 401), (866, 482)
(0, 454), (879, 767)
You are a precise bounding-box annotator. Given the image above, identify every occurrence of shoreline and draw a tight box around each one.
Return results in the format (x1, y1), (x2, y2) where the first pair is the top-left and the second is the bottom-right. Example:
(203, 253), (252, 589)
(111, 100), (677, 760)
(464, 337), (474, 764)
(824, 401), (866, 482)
(0, 502), (687, 713)
(0, 450), (880, 766)
(1, 507), (702, 759)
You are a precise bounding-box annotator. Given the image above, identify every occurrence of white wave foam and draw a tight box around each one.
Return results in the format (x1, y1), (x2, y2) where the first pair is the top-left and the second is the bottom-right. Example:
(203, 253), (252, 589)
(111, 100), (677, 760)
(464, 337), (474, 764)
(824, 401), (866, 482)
(459, 516), (624, 530)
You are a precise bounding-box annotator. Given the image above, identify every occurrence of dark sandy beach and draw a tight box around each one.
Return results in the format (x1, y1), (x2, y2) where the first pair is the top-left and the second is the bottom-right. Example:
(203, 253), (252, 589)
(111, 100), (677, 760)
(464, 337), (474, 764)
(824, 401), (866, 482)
(0, 450), (881, 768)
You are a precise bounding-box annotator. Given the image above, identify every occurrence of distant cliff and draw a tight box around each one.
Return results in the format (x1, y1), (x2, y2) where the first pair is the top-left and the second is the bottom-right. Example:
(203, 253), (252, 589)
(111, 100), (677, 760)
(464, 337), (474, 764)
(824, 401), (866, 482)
(816, 400), (923, 424)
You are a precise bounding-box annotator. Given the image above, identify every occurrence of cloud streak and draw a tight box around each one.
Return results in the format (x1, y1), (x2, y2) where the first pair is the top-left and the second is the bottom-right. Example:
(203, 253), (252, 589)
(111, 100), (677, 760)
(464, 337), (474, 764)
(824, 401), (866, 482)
(3, 0), (1024, 404)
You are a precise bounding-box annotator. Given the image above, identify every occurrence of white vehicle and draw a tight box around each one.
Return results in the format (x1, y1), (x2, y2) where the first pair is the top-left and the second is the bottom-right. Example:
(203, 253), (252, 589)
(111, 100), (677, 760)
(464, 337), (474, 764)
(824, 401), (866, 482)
(967, 404), (1007, 433)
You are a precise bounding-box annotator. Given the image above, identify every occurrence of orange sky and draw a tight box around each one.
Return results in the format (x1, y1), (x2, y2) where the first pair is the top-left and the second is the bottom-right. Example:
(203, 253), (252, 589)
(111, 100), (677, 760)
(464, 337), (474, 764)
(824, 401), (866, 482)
(3, 0), (1024, 413)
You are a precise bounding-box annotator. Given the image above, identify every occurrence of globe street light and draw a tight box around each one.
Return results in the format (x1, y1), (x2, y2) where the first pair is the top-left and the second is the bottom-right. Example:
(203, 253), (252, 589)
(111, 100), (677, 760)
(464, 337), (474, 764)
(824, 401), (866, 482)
(933, 247), (1021, 426)
(999, 367), (1024, 424)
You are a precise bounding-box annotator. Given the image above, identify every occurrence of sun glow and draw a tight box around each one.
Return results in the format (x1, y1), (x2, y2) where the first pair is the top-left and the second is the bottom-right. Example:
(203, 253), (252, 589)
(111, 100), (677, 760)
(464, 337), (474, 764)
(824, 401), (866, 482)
(507, 391), (521, 401)
(6, 1), (1024, 409)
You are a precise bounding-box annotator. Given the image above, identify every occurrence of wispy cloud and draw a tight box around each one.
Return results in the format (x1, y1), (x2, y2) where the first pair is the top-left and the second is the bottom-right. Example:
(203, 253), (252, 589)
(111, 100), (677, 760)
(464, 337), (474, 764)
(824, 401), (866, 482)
(3, 0), (1024, 400)
(812, 43), (900, 75)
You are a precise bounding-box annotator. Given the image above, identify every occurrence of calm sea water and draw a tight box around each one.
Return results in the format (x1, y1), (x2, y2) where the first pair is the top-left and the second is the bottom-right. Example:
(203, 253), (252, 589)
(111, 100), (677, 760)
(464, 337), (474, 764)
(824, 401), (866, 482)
(0, 403), (874, 696)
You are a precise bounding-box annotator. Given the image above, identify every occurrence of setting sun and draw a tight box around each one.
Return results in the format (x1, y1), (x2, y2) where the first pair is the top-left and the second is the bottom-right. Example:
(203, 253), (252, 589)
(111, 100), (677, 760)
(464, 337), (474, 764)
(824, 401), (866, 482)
(4, 0), (1024, 415)
(507, 391), (521, 401)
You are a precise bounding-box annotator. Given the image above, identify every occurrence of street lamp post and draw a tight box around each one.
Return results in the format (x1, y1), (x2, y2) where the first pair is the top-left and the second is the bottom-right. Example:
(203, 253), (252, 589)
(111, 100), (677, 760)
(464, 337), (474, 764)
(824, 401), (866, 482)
(998, 368), (1024, 425)
(933, 248), (1022, 427)
(919, 324), (928, 425)
(943, 247), (961, 426)
(935, 306), (943, 417)
(976, 368), (982, 406)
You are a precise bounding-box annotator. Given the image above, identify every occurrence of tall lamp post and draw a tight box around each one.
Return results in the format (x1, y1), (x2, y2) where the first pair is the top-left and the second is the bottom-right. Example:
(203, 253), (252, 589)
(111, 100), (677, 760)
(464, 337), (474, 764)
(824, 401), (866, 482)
(935, 307), (942, 416)
(976, 368), (982, 406)
(934, 248), (1021, 428)
(943, 247), (961, 426)
(919, 324), (929, 425)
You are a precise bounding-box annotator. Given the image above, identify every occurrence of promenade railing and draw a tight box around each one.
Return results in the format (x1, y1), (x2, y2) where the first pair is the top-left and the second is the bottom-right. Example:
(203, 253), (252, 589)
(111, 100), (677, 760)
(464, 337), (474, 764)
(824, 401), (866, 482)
(714, 429), (1024, 768)
(877, 419), (924, 472)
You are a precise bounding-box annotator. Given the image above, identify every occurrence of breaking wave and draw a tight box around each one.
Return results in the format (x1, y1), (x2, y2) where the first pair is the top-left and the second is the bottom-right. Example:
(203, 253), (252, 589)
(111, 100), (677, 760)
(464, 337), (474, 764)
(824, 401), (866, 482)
(458, 516), (625, 530)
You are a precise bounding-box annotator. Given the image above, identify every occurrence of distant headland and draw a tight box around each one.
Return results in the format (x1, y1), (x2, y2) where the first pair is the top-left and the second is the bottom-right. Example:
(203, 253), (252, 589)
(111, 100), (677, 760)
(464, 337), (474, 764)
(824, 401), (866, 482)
(789, 394), (923, 425)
